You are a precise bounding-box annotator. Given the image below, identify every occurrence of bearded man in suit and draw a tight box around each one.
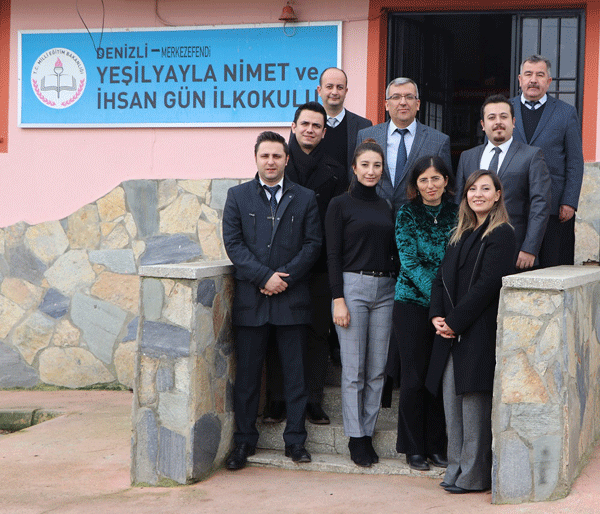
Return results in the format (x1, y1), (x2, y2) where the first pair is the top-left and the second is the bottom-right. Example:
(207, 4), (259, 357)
(455, 94), (551, 269)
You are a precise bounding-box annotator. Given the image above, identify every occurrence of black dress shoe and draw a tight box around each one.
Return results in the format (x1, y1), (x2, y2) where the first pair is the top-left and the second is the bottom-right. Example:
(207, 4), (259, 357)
(348, 437), (372, 467)
(285, 444), (311, 463)
(262, 401), (286, 423)
(406, 454), (430, 471)
(364, 436), (379, 464)
(444, 485), (470, 494)
(226, 443), (256, 470)
(306, 403), (330, 425)
(428, 453), (448, 468)
(439, 481), (451, 488)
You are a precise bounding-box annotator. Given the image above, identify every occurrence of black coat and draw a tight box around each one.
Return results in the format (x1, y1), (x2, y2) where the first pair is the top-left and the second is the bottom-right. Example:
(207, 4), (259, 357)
(425, 221), (516, 396)
(285, 135), (347, 272)
(222, 175), (322, 327)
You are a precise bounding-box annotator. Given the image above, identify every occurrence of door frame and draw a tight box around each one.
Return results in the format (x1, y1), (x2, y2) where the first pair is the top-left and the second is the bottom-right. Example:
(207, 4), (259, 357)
(366, 0), (599, 161)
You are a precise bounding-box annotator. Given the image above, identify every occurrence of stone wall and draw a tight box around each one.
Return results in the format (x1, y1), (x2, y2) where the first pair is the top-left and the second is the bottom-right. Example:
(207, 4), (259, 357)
(0, 179), (240, 389)
(576, 163), (600, 263)
(492, 266), (600, 503)
(131, 261), (235, 485)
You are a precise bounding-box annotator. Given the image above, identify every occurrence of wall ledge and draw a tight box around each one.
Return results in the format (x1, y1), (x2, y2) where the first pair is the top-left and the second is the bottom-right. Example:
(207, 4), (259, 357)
(139, 260), (234, 279)
(502, 265), (600, 290)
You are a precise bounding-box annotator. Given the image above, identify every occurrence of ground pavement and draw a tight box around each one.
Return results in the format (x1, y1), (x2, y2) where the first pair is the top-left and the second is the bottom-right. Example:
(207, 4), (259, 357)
(1, 390), (599, 514)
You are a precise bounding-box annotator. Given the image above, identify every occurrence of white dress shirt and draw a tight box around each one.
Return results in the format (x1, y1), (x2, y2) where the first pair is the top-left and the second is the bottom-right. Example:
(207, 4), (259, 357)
(479, 137), (513, 171)
(327, 108), (346, 128)
(259, 176), (284, 203)
(387, 119), (417, 185)
(520, 93), (548, 109)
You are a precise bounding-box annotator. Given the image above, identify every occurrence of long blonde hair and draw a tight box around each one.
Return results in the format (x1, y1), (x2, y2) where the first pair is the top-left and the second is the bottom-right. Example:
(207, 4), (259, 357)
(450, 170), (511, 245)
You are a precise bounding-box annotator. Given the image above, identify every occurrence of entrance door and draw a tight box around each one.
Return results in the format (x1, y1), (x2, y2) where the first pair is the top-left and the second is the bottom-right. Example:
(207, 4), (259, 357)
(387, 10), (585, 168)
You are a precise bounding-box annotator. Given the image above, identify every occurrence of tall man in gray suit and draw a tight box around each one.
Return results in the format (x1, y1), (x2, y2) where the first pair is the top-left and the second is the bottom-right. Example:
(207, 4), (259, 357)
(511, 55), (584, 267)
(317, 67), (372, 177)
(455, 94), (551, 269)
(356, 77), (452, 212)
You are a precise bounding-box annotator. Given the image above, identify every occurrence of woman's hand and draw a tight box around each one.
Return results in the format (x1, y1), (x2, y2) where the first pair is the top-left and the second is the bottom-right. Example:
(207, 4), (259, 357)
(333, 298), (351, 328)
(432, 316), (456, 339)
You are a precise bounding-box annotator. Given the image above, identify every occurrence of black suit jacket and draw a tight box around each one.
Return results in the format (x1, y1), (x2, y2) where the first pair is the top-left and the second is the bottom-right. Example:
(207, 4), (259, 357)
(344, 109), (372, 176)
(511, 95), (584, 215)
(222, 176), (322, 327)
(455, 140), (551, 259)
(426, 222), (516, 396)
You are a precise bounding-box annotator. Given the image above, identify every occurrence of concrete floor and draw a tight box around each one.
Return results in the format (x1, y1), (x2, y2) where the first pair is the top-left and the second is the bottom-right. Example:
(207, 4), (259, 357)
(1, 390), (599, 514)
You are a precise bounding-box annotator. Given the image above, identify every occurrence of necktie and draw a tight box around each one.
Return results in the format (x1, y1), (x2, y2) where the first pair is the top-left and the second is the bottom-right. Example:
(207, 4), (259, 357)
(395, 128), (409, 187)
(264, 185), (280, 215)
(525, 100), (540, 110)
(328, 117), (338, 128)
(488, 147), (502, 173)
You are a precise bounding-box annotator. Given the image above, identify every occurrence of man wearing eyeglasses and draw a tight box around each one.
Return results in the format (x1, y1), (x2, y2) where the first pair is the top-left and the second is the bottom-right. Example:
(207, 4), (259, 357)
(357, 78), (452, 213)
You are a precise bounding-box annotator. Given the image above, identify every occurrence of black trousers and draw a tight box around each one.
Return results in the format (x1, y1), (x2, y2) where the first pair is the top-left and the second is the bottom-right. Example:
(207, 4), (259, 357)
(538, 214), (575, 268)
(233, 324), (308, 447)
(267, 273), (331, 404)
(393, 301), (447, 455)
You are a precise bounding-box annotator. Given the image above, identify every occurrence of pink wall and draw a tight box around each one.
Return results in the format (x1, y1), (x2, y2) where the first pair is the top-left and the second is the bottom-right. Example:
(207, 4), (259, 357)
(1, 0), (370, 227)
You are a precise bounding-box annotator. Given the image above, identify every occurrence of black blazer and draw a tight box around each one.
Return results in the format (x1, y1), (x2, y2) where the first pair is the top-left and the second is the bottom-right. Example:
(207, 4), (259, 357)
(426, 221), (516, 396)
(222, 176), (322, 327)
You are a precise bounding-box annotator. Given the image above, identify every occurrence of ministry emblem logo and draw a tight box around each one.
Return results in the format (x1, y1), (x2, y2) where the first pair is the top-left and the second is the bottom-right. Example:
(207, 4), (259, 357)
(31, 48), (86, 108)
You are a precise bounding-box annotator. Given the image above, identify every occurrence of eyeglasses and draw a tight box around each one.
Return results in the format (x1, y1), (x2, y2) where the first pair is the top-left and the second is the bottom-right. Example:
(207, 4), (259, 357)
(417, 176), (445, 185)
(386, 94), (418, 102)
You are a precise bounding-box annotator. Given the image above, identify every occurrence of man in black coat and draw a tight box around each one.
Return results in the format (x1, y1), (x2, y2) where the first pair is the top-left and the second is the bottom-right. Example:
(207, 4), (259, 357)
(316, 67), (372, 177)
(265, 102), (347, 426)
(222, 131), (322, 470)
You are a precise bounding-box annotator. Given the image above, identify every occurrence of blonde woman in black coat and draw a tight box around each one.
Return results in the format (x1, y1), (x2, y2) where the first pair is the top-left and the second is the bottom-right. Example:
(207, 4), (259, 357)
(425, 170), (516, 494)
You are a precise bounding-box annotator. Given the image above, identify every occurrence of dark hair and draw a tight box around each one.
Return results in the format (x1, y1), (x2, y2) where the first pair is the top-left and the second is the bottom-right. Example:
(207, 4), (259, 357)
(405, 155), (455, 203)
(254, 131), (288, 156)
(450, 169), (511, 244)
(351, 138), (385, 169)
(480, 94), (514, 120)
(293, 101), (327, 125)
(521, 54), (552, 76)
(319, 67), (348, 87)
(348, 138), (385, 191)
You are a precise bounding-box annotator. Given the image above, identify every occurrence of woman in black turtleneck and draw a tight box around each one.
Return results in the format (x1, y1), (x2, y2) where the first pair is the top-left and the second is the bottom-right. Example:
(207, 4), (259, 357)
(324, 139), (396, 468)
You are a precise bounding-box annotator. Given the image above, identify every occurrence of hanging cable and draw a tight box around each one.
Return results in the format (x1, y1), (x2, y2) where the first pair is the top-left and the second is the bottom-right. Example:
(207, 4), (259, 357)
(75, 0), (105, 54)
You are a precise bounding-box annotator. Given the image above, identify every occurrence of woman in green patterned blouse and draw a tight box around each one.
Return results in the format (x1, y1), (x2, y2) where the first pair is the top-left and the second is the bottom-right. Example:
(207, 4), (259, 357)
(393, 155), (458, 471)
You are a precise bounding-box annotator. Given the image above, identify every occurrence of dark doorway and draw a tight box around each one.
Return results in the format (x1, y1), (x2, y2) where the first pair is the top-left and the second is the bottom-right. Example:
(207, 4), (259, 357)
(387, 11), (585, 169)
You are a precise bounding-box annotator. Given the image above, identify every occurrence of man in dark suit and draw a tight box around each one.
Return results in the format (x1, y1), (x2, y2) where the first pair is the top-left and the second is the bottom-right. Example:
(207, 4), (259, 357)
(222, 131), (322, 470)
(263, 102), (346, 426)
(317, 67), (372, 178)
(511, 54), (584, 267)
(356, 77), (452, 212)
(455, 94), (551, 269)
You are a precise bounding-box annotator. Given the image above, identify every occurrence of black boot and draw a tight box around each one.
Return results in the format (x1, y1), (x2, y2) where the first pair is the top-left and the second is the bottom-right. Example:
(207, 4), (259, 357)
(364, 436), (379, 464)
(348, 437), (372, 467)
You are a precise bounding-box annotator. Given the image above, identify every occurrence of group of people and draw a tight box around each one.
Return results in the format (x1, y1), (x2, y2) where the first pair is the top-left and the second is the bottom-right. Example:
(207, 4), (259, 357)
(222, 54), (584, 494)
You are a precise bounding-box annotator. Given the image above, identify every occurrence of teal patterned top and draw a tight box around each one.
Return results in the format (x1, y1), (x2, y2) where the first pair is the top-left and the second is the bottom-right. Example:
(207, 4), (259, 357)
(394, 200), (458, 307)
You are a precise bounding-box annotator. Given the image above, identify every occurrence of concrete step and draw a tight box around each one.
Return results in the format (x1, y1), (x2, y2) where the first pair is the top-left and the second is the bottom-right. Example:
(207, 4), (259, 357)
(320, 385), (399, 424)
(247, 449), (445, 478)
(257, 415), (399, 458)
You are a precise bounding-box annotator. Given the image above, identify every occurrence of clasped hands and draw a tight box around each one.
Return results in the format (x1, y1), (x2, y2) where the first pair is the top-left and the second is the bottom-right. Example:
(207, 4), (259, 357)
(260, 272), (289, 296)
(431, 316), (456, 339)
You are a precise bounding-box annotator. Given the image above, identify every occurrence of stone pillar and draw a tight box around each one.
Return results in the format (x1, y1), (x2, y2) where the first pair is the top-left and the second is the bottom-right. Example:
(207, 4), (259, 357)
(493, 266), (600, 503)
(131, 260), (235, 485)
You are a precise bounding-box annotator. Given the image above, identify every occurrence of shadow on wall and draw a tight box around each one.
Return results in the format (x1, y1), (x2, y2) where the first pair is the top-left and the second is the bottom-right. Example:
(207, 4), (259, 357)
(0, 178), (242, 389)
